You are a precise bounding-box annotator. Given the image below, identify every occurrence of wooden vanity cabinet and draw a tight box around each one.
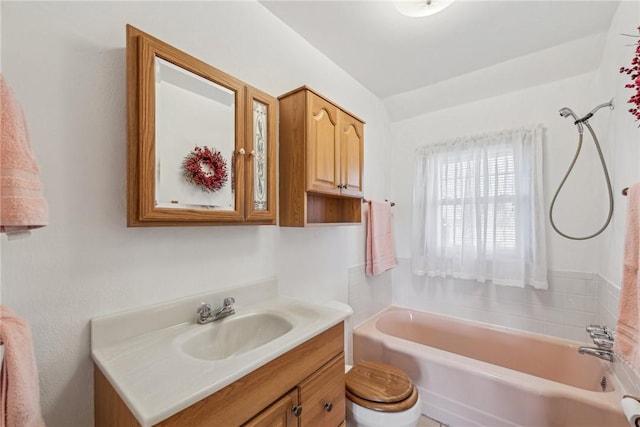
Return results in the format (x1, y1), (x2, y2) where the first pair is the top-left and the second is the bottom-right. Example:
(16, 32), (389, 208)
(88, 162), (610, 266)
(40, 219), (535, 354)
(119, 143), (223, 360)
(94, 322), (345, 427)
(279, 87), (364, 226)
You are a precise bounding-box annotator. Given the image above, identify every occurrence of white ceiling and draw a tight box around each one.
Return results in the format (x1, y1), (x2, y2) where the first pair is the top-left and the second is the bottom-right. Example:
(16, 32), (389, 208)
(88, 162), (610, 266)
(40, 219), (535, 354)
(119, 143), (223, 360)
(261, 1), (620, 101)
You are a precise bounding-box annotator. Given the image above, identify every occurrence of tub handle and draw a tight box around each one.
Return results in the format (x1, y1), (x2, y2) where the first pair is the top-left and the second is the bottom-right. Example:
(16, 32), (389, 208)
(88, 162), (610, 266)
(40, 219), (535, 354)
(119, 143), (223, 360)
(323, 402), (333, 412)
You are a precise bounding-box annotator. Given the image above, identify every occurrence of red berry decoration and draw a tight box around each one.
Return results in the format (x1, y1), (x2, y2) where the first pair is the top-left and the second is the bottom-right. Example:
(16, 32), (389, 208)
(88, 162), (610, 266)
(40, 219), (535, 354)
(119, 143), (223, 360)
(182, 146), (228, 193)
(619, 26), (640, 125)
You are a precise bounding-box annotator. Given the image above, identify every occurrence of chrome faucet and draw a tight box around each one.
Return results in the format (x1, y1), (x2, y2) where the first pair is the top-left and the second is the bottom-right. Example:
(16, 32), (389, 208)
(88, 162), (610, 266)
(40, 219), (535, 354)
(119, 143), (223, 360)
(578, 346), (614, 362)
(585, 324), (615, 349)
(197, 297), (236, 324)
(588, 329), (614, 341)
(592, 337), (614, 349)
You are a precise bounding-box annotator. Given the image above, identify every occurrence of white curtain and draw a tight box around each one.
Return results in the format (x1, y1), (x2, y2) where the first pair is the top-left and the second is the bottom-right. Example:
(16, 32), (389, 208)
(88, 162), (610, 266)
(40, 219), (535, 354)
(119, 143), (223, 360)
(411, 126), (548, 289)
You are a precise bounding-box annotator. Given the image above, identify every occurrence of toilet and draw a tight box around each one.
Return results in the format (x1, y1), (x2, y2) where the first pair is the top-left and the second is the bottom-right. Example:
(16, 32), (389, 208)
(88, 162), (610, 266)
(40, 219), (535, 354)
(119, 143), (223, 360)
(345, 361), (422, 427)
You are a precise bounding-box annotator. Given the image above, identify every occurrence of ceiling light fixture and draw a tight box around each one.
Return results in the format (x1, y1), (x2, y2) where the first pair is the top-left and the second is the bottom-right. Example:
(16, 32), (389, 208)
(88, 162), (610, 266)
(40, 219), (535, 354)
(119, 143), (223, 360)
(395, 0), (455, 18)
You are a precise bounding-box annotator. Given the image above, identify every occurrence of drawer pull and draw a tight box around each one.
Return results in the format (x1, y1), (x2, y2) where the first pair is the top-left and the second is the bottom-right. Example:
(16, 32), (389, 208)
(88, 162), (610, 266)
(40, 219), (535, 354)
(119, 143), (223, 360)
(292, 405), (303, 417)
(323, 402), (333, 412)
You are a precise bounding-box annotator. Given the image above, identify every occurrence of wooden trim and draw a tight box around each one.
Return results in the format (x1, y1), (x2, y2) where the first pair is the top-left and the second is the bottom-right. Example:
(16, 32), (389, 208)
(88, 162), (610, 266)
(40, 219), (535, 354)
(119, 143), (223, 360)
(126, 25), (142, 227)
(277, 86), (365, 124)
(278, 89), (308, 227)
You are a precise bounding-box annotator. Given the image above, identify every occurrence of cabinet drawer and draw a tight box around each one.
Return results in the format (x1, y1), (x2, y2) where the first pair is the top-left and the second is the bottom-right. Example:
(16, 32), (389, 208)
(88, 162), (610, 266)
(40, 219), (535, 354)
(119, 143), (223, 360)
(298, 354), (345, 427)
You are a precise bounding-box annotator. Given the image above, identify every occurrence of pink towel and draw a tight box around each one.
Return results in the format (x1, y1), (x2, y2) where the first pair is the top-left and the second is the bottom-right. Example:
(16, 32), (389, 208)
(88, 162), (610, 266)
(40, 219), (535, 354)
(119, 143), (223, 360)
(615, 182), (640, 372)
(0, 74), (48, 234)
(0, 306), (45, 427)
(366, 200), (397, 276)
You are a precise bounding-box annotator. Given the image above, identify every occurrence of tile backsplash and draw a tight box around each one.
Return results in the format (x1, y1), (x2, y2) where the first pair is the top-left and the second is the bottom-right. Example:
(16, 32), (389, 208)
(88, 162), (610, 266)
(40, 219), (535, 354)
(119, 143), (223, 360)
(346, 264), (392, 364)
(391, 258), (599, 343)
(598, 275), (621, 331)
(599, 276), (640, 396)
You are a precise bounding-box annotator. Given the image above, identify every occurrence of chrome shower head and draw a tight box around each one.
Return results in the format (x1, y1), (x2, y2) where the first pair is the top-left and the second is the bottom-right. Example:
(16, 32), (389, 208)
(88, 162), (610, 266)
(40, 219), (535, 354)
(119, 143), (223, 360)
(559, 107), (578, 120)
(559, 107), (583, 133)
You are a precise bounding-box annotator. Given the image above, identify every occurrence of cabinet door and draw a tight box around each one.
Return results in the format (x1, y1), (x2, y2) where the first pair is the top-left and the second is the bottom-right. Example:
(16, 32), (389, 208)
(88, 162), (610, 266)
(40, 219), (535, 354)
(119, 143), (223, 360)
(298, 355), (345, 427)
(339, 112), (363, 198)
(243, 390), (299, 427)
(306, 92), (341, 195)
(245, 86), (277, 223)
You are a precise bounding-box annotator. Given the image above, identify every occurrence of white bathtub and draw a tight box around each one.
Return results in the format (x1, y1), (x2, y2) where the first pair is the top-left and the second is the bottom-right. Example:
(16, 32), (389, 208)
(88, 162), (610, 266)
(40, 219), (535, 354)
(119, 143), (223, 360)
(352, 307), (628, 427)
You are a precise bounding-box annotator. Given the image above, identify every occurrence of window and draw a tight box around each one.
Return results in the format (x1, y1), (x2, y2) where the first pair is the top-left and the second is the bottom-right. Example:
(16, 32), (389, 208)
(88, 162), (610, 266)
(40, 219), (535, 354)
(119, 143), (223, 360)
(440, 149), (516, 251)
(411, 127), (547, 289)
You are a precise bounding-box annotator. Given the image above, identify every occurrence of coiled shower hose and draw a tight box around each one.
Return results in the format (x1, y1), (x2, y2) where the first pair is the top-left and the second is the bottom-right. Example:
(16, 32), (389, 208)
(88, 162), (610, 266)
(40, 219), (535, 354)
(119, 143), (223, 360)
(549, 122), (614, 240)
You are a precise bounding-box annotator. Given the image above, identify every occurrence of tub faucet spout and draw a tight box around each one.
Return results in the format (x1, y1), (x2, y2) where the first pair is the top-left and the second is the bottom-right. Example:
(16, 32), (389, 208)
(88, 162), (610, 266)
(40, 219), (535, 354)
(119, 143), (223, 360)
(578, 346), (614, 362)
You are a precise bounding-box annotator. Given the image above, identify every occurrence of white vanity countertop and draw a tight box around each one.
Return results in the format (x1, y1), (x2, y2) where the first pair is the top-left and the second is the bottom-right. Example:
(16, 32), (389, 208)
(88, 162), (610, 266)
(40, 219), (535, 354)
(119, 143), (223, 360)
(91, 279), (352, 427)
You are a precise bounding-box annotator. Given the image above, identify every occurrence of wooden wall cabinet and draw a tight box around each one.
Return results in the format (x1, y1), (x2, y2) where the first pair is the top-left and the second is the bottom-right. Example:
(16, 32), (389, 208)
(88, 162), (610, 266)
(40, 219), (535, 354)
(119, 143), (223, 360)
(95, 323), (345, 427)
(279, 87), (364, 227)
(127, 25), (276, 226)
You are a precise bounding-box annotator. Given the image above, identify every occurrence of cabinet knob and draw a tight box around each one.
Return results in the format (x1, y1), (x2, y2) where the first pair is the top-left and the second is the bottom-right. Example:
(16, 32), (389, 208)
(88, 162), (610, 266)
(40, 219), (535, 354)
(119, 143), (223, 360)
(238, 148), (246, 155)
(292, 405), (303, 417)
(250, 150), (256, 156)
(323, 402), (333, 412)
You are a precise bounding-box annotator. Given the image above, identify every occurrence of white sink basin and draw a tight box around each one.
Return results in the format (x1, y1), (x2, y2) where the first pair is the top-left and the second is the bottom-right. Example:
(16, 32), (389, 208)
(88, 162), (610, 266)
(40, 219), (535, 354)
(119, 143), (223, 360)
(91, 279), (353, 427)
(181, 313), (294, 361)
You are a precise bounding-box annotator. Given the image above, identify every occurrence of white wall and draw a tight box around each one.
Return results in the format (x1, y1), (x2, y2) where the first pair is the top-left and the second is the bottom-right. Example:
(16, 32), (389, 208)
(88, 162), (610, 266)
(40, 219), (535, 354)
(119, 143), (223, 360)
(594, 0), (640, 286)
(388, 0), (640, 337)
(391, 70), (605, 270)
(0, 2), (391, 426)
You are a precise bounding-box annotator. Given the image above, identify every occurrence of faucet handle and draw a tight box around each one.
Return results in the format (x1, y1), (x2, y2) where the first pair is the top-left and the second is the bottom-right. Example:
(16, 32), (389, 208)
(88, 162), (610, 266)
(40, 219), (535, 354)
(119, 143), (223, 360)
(593, 337), (614, 349)
(586, 324), (604, 332)
(590, 329), (615, 340)
(197, 303), (212, 320)
(223, 297), (235, 307)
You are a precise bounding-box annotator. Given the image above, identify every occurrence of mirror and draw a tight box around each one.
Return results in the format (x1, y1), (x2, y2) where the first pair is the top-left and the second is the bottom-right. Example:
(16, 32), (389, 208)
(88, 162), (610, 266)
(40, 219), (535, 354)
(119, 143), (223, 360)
(127, 25), (276, 226)
(154, 57), (236, 211)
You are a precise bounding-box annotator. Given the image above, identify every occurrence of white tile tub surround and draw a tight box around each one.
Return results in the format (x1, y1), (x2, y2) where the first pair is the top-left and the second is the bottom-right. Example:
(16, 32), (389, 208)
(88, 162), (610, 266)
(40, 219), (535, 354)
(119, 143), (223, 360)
(392, 258), (600, 343)
(598, 276), (640, 397)
(348, 265), (392, 327)
(598, 275), (621, 332)
(345, 264), (392, 363)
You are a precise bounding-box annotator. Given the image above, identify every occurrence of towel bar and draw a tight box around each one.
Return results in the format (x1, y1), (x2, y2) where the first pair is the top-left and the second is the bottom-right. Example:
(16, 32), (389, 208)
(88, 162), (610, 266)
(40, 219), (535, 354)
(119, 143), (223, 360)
(363, 198), (395, 207)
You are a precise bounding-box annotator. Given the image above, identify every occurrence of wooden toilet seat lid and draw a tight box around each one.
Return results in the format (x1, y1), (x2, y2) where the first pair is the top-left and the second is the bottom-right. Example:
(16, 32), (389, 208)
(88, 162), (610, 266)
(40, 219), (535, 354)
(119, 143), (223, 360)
(346, 384), (419, 413)
(345, 361), (413, 404)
